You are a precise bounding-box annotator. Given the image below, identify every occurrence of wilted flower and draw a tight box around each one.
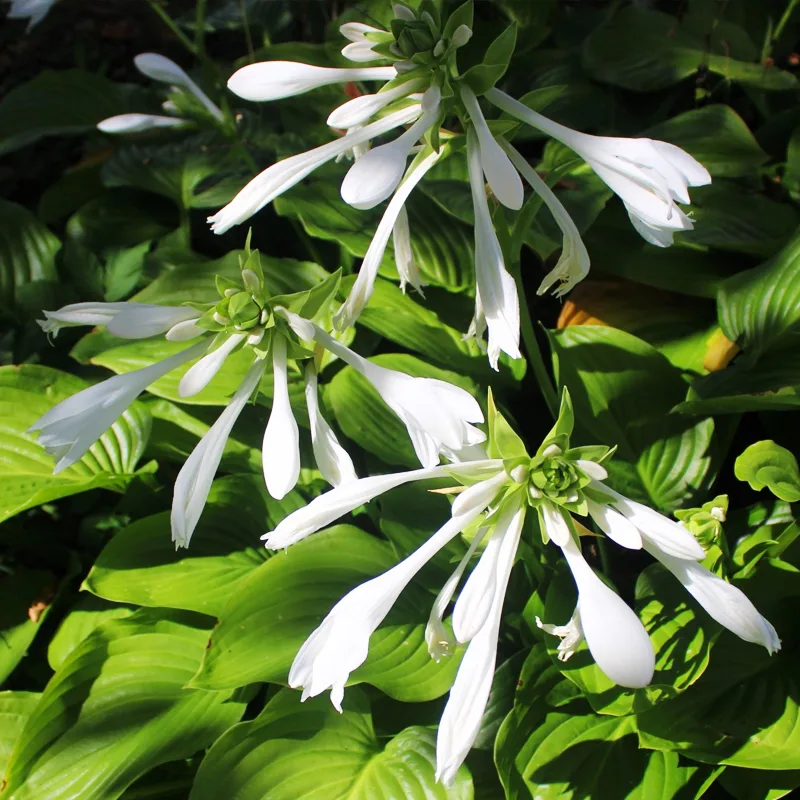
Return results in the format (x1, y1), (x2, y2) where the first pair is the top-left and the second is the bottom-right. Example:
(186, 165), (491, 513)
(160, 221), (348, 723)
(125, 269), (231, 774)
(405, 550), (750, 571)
(30, 246), (484, 548)
(97, 53), (223, 135)
(273, 388), (778, 785)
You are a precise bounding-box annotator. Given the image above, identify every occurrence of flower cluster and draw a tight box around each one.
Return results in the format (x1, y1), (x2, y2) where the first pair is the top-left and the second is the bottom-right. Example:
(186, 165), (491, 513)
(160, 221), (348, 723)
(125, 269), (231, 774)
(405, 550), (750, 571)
(31, 243), (484, 548)
(267, 390), (779, 785)
(209, 0), (710, 369)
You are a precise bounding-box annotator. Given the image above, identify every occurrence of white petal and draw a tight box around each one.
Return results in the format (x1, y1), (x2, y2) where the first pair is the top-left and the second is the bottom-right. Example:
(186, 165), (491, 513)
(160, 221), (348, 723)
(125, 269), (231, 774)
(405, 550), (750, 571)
(540, 501), (571, 546)
(305, 365), (357, 487)
(335, 148), (440, 329)
(134, 53), (222, 120)
(7, 0), (56, 29)
(37, 302), (133, 336)
(208, 104), (421, 234)
(600, 484), (706, 561)
(178, 333), (245, 398)
(171, 359), (265, 548)
(560, 536), (655, 688)
(393, 205), (425, 294)
(651, 140), (711, 187)
(436, 502), (524, 786)
(327, 79), (423, 129)
(97, 114), (185, 134)
(274, 306), (315, 340)
(340, 86), (439, 209)
(453, 501), (524, 643)
(451, 470), (508, 517)
(341, 42), (382, 63)
(467, 128), (521, 369)
(165, 319), (206, 341)
(461, 86), (523, 210)
(587, 498), (642, 550)
(575, 459), (608, 481)
(643, 541), (781, 654)
(263, 336), (301, 499)
(107, 305), (200, 339)
(227, 61), (396, 102)
(263, 464), (455, 549)
(339, 22), (385, 43)
(30, 341), (206, 474)
(289, 508), (485, 710)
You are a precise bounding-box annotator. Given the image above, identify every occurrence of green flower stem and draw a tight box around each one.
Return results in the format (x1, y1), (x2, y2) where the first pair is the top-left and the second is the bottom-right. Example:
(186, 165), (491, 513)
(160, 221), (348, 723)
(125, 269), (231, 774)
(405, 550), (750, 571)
(494, 208), (558, 419)
(194, 0), (208, 55)
(145, 0), (200, 57)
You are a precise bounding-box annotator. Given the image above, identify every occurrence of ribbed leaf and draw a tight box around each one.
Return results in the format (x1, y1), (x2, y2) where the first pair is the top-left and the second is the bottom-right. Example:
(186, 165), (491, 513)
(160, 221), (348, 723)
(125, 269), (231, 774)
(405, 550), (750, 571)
(191, 525), (462, 702)
(190, 689), (472, 800)
(0, 365), (151, 523)
(0, 693), (41, 775)
(2, 610), (249, 800)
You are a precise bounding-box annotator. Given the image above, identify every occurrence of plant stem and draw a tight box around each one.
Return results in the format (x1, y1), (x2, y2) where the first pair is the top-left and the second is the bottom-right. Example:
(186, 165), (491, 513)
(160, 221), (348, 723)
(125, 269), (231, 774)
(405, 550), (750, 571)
(145, 0), (199, 57)
(764, 0), (800, 59)
(194, 0), (208, 55)
(240, 0), (255, 62)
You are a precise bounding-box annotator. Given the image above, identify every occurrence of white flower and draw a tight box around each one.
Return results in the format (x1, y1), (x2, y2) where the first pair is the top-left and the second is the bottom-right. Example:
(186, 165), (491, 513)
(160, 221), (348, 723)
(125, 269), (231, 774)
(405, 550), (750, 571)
(334, 148), (440, 328)
(536, 608), (583, 662)
(305, 364), (357, 487)
(264, 458), (502, 549)
(393, 205), (425, 294)
(208, 104), (422, 234)
(97, 114), (186, 135)
(460, 86), (523, 211)
(262, 335), (301, 500)
(326, 79), (424, 129)
(436, 501), (525, 786)
(340, 85), (441, 209)
(171, 358), (266, 548)
(311, 324), (485, 468)
(486, 88), (711, 247)
(6, 0), (56, 30)
(227, 61), (396, 102)
(28, 341), (207, 474)
(339, 22), (387, 63)
(467, 127), (521, 370)
(502, 139), (591, 297)
(134, 53), (223, 121)
(642, 540), (781, 654)
(550, 533), (656, 688)
(37, 301), (201, 340)
(178, 333), (246, 398)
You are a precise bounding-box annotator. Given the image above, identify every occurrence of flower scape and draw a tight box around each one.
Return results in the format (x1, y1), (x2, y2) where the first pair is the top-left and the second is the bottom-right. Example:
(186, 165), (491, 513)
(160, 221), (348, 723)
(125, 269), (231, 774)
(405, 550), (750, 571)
(4, 0), (800, 798)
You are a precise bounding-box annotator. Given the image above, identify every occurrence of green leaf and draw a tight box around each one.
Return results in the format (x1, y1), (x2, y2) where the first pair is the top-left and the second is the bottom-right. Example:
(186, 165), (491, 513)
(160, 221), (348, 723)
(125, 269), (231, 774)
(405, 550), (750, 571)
(85, 475), (304, 617)
(548, 326), (716, 510)
(0, 365), (151, 524)
(583, 7), (798, 92)
(103, 242), (150, 302)
(460, 24), (518, 95)
(642, 105), (768, 178)
(0, 69), (145, 156)
(0, 693), (41, 775)
(735, 441), (800, 502)
(189, 689), (473, 800)
(487, 388), (527, 459)
(328, 354), (480, 468)
(0, 199), (60, 309)
(191, 525), (462, 702)
(0, 567), (56, 683)
(720, 766), (800, 800)
(2, 610), (249, 800)
(47, 596), (134, 672)
(442, 0), (473, 41)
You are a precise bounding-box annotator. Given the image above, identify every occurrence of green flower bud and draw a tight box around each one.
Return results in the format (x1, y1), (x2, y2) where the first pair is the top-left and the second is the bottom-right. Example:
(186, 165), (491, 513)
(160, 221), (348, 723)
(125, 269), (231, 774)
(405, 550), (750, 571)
(674, 495), (728, 548)
(396, 20), (435, 57)
(227, 291), (261, 330)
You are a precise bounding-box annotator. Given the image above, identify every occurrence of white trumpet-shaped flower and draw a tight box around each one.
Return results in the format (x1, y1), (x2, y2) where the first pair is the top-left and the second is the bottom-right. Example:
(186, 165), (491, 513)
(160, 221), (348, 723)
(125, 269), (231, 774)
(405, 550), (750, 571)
(393, 205), (425, 294)
(171, 358), (266, 548)
(6, 0), (57, 29)
(29, 340), (207, 474)
(487, 88), (711, 247)
(340, 85), (442, 209)
(262, 335), (301, 500)
(208, 104), (422, 234)
(460, 86), (523, 211)
(467, 127), (521, 370)
(326, 79), (424, 129)
(339, 22), (387, 63)
(502, 139), (591, 297)
(335, 148), (441, 328)
(311, 323), (485, 468)
(96, 113), (186, 135)
(178, 333), (246, 398)
(227, 61), (396, 102)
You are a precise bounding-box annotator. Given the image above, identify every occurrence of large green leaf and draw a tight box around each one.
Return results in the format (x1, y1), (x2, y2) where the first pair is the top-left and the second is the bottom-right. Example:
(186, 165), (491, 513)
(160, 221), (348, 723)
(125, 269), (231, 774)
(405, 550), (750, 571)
(2, 610), (249, 800)
(495, 647), (718, 800)
(548, 326), (716, 510)
(0, 70), (145, 156)
(642, 105), (768, 178)
(328, 353), (480, 469)
(190, 688), (473, 800)
(85, 475), (304, 617)
(0, 365), (151, 524)
(191, 525), (462, 702)
(0, 693), (41, 775)
(583, 8), (798, 92)
(0, 200), (60, 309)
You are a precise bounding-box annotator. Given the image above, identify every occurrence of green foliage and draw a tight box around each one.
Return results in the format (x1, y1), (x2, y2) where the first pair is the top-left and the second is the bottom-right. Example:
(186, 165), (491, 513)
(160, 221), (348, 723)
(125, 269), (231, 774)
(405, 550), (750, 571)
(735, 441), (800, 502)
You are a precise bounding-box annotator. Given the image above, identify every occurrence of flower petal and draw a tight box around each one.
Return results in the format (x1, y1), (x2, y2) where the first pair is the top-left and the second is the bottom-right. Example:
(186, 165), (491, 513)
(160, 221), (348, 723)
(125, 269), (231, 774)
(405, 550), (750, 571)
(97, 114), (185, 134)
(587, 498), (642, 550)
(178, 333), (245, 398)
